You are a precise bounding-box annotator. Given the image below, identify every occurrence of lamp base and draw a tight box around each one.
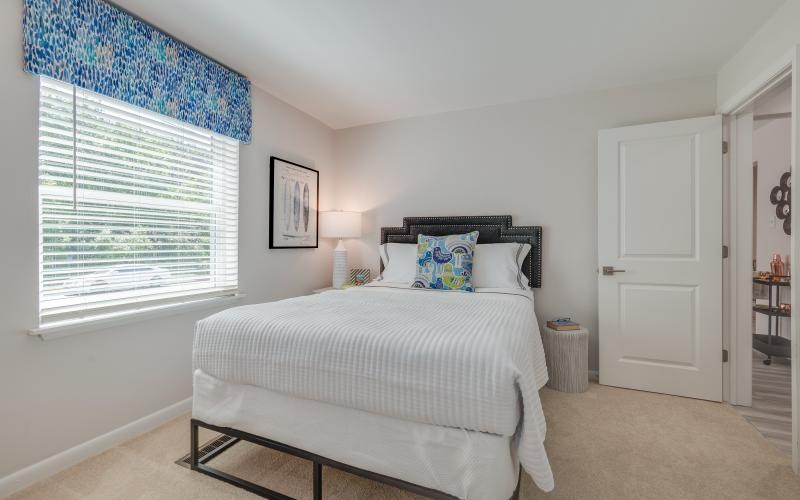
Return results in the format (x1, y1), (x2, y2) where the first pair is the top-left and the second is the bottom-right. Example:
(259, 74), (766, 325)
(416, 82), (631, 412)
(332, 240), (348, 289)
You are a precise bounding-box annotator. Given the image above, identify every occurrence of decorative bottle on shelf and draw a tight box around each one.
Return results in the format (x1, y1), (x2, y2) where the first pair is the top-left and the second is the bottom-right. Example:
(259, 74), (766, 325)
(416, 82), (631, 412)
(770, 253), (785, 280)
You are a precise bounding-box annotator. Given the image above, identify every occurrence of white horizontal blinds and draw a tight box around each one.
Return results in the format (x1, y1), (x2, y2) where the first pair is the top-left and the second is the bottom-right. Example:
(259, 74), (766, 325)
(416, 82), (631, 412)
(38, 77), (239, 326)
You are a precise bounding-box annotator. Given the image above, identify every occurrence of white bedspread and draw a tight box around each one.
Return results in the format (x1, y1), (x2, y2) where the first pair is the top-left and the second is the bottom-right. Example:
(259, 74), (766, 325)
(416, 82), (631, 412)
(193, 284), (554, 491)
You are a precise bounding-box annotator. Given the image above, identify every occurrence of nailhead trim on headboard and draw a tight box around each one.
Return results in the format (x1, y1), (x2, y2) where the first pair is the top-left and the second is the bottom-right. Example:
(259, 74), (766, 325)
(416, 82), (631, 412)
(380, 215), (542, 288)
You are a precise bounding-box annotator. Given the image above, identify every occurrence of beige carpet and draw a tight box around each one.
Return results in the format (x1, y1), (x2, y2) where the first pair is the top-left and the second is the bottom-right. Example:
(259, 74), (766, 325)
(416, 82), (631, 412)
(10, 383), (800, 500)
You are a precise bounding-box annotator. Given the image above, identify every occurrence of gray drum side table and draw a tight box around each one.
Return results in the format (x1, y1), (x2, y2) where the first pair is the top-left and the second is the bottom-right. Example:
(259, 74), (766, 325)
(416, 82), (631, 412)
(541, 326), (589, 393)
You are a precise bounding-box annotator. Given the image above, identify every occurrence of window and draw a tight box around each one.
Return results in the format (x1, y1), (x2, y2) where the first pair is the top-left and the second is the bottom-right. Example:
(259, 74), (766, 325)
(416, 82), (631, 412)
(38, 77), (239, 328)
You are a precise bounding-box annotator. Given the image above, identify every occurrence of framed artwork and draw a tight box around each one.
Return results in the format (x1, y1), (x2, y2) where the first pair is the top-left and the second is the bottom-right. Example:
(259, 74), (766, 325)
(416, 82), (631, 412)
(349, 268), (371, 286)
(269, 156), (319, 248)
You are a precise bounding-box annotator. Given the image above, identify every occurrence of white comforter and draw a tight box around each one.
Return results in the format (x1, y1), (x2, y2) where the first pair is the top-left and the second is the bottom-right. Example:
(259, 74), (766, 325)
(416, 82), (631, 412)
(193, 284), (554, 491)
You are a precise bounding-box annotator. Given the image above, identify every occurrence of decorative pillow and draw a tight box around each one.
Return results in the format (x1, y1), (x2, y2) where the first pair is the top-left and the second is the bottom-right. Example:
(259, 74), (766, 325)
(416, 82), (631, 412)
(413, 231), (479, 291)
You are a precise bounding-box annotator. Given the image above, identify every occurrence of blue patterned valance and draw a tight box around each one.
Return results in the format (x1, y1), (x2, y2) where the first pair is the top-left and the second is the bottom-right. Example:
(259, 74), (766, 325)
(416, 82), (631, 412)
(23, 0), (251, 143)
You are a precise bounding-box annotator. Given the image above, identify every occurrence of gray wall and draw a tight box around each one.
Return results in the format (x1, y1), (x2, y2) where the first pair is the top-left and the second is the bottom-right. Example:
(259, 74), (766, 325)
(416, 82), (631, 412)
(716, 0), (800, 110)
(333, 76), (718, 371)
(0, 0), (335, 478)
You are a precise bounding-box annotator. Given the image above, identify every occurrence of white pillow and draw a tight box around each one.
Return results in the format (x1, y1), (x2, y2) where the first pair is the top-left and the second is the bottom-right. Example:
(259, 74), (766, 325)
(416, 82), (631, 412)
(378, 243), (417, 283)
(378, 242), (531, 289)
(472, 243), (531, 290)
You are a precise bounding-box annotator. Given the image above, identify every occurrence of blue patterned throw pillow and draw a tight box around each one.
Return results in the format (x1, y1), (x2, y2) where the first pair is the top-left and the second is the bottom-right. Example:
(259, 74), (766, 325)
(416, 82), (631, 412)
(413, 232), (479, 292)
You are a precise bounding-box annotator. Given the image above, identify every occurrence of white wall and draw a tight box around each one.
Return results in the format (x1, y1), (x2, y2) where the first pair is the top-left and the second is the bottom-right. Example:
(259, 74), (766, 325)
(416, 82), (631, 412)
(717, 0), (800, 110)
(0, 0), (335, 481)
(334, 76), (718, 371)
(754, 119), (791, 273)
(753, 81), (792, 337)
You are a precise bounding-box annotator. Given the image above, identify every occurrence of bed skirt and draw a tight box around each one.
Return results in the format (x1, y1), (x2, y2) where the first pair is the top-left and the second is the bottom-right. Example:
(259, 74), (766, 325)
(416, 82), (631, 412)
(192, 369), (521, 500)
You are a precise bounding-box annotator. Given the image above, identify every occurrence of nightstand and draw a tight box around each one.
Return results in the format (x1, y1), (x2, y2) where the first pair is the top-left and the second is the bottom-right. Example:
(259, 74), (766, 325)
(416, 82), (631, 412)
(541, 325), (589, 393)
(313, 283), (367, 294)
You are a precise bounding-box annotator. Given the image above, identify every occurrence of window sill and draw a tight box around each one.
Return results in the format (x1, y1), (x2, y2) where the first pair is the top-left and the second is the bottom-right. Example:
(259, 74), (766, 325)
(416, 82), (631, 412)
(29, 294), (246, 341)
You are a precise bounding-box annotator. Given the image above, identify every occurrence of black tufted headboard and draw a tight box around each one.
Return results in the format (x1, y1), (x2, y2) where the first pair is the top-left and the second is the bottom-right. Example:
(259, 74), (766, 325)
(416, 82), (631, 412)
(380, 215), (542, 288)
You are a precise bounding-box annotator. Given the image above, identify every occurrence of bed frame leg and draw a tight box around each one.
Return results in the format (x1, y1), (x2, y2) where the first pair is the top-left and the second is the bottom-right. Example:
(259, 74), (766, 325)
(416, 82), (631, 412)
(313, 461), (322, 499)
(190, 419), (199, 468)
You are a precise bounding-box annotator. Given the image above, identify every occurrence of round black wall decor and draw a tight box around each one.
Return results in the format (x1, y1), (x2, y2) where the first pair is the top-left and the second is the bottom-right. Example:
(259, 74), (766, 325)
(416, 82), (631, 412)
(769, 171), (791, 235)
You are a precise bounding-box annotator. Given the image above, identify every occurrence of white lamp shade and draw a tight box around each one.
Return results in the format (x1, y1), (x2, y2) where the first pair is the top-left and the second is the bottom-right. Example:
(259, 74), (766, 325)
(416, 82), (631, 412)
(320, 211), (361, 239)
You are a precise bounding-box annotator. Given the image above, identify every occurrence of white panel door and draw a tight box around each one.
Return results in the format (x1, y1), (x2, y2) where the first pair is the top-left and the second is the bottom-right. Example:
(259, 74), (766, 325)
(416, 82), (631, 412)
(598, 115), (723, 401)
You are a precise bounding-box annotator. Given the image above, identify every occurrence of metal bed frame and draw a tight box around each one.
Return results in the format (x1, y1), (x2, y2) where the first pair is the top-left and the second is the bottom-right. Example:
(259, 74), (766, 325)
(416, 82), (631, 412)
(190, 419), (521, 500)
(188, 215), (541, 499)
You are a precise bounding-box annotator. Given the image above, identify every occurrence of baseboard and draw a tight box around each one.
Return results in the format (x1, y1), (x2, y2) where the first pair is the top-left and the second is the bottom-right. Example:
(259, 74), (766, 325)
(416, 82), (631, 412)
(0, 397), (192, 498)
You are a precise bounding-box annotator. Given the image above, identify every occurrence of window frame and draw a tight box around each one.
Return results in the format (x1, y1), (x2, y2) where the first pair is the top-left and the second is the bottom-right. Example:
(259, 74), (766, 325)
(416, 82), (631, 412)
(34, 77), (241, 336)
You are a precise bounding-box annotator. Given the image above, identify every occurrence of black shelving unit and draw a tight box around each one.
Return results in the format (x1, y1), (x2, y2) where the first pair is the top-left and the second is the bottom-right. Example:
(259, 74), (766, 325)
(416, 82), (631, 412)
(752, 277), (791, 365)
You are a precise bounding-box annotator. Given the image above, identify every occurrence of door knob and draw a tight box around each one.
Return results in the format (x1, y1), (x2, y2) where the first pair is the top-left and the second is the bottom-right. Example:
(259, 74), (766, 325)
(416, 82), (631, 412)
(602, 266), (626, 276)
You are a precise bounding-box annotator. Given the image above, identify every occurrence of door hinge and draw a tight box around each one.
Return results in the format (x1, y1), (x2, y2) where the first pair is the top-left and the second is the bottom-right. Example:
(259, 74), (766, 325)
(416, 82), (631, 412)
(722, 349), (729, 363)
(722, 245), (729, 259)
(722, 141), (728, 154)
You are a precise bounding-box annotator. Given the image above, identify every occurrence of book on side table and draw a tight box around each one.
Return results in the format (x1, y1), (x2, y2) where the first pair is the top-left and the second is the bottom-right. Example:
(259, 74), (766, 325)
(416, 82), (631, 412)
(546, 318), (581, 331)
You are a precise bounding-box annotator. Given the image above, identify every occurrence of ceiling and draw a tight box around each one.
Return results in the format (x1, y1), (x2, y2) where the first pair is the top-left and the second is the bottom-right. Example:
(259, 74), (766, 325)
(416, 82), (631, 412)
(114, 0), (784, 129)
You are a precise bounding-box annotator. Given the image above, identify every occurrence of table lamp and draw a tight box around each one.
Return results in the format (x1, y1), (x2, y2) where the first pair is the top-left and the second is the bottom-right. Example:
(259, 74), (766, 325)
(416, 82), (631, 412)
(320, 211), (362, 288)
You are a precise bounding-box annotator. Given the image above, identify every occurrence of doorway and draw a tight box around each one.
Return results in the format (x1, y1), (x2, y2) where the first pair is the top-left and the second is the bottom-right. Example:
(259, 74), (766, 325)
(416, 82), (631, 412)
(731, 77), (793, 456)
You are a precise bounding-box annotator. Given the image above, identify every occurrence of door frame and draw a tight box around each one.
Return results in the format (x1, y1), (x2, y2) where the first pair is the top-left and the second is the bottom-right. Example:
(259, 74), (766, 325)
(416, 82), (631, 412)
(727, 110), (754, 407)
(721, 45), (799, 473)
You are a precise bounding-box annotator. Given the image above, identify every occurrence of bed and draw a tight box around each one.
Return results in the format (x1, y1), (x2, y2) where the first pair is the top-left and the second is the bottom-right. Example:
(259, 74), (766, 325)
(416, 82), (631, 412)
(190, 215), (552, 499)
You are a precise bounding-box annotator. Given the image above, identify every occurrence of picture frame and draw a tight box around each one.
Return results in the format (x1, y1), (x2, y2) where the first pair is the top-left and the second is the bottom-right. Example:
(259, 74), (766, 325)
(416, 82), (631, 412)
(269, 156), (319, 248)
(349, 268), (371, 286)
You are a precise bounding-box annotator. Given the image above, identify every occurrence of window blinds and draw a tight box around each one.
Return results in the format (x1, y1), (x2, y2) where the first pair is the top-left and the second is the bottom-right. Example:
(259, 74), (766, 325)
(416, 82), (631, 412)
(38, 77), (239, 327)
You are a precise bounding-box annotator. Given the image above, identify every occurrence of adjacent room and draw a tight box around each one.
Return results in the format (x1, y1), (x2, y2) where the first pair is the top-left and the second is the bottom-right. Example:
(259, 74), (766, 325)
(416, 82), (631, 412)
(732, 77), (794, 455)
(2, 1), (800, 499)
